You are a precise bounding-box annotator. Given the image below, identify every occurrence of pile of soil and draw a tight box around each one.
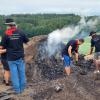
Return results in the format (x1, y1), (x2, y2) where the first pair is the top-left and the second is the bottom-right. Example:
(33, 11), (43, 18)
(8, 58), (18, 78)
(0, 35), (100, 100)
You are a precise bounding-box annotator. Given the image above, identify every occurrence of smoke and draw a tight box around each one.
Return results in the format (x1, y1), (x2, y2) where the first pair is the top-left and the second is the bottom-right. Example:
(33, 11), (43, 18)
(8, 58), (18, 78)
(47, 16), (99, 56)
(75, 16), (98, 38)
(47, 27), (79, 56)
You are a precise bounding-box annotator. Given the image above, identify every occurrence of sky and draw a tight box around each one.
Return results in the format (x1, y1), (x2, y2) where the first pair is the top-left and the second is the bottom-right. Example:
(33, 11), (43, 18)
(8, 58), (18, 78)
(0, 0), (100, 16)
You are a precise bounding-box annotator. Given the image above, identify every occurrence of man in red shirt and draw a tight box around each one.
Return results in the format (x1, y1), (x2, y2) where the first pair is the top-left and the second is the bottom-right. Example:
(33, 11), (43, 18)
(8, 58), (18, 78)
(62, 39), (84, 75)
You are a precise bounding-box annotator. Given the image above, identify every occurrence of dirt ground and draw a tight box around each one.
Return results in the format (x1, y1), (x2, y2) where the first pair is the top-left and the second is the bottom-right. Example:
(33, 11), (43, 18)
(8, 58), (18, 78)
(0, 35), (100, 100)
(0, 72), (100, 100)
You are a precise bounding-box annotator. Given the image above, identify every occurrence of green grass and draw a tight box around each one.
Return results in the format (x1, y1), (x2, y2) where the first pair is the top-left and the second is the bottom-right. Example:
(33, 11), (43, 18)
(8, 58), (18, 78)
(79, 37), (91, 55)
(79, 43), (90, 54)
(79, 33), (100, 54)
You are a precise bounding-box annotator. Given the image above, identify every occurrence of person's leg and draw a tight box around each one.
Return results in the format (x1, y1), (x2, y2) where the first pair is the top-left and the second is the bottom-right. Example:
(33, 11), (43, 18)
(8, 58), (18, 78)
(95, 60), (99, 70)
(94, 53), (99, 73)
(2, 60), (10, 85)
(4, 70), (10, 84)
(98, 60), (100, 70)
(8, 61), (20, 93)
(63, 55), (71, 76)
(65, 67), (71, 76)
(94, 52), (100, 73)
(18, 59), (26, 93)
(98, 53), (100, 70)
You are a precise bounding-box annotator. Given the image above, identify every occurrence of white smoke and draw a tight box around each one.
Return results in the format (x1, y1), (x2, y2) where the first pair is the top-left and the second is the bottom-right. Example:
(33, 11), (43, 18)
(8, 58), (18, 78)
(47, 16), (99, 56)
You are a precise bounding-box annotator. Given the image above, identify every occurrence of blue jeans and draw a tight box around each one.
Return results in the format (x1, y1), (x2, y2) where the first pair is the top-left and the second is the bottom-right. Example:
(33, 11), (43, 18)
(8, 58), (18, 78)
(63, 55), (71, 67)
(8, 58), (26, 94)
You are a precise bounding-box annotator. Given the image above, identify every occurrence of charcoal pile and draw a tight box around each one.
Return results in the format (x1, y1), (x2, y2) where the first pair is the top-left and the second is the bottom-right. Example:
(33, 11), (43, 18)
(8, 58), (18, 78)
(77, 54), (94, 71)
(0, 35), (100, 100)
(72, 54), (95, 75)
(25, 36), (100, 100)
(26, 40), (65, 82)
(24, 36), (100, 100)
(26, 39), (95, 82)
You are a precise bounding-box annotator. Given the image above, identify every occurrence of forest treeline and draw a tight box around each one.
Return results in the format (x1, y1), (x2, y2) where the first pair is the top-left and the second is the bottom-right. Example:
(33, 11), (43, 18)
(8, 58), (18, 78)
(0, 14), (100, 37)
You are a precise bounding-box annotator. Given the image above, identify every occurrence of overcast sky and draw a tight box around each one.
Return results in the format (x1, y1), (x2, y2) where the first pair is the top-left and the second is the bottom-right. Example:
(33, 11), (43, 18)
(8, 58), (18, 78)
(0, 0), (100, 16)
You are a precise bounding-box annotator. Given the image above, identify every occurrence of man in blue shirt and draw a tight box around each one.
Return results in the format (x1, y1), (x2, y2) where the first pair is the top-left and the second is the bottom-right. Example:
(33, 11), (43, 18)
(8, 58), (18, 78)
(62, 39), (84, 76)
(1, 18), (29, 94)
(89, 31), (100, 73)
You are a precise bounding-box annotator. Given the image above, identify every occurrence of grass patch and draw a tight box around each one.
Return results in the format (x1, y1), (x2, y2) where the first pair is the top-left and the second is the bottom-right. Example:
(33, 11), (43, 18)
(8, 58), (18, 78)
(79, 37), (91, 54)
(79, 43), (90, 54)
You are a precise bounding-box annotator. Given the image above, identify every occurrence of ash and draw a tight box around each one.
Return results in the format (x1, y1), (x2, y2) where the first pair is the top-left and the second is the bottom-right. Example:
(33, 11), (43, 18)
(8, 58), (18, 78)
(0, 36), (100, 100)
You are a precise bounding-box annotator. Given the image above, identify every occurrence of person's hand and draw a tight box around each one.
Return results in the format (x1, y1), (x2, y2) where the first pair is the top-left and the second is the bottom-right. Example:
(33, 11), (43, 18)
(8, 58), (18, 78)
(0, 49), (6, 54)
(0, 50), (2, 54)
(0, 49), (3, 54)
(75, 61), (78, 65)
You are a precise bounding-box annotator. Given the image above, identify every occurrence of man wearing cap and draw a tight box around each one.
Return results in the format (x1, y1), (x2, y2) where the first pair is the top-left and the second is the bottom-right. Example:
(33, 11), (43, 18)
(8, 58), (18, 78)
(89, 31), (100, 73)
(1, 18), (29, 94)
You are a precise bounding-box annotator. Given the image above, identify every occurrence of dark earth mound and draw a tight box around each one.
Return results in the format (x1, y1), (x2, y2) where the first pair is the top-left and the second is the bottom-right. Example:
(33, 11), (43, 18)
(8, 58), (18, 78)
(0, 35), (100, 100)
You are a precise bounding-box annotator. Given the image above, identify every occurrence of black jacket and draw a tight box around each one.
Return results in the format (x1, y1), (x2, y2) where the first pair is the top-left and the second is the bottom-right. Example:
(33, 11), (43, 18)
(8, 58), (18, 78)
(62, 40), (79, 56)
(1, 28), (29, 61)
(91, 35), (100, 52)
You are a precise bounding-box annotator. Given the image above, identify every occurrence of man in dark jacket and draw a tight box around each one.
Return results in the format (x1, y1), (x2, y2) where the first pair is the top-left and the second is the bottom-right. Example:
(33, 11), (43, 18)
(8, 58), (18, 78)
(89, 31), (100, 73)
(62, 39), (84, 75)
(1, 18), (29, 94)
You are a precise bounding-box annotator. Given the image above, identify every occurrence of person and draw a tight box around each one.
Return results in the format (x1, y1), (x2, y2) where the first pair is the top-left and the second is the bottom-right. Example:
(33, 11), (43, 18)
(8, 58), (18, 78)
(0, 45), (10, 86)
(1, 18), (29, 94)
(62, 39), (84, 76)
(89, 31), (100, 73)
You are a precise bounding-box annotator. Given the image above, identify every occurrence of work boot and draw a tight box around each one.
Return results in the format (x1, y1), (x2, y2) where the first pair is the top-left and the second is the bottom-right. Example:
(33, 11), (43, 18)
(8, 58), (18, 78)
(3, 80), (11, 86)
(5, 82), (10, 86)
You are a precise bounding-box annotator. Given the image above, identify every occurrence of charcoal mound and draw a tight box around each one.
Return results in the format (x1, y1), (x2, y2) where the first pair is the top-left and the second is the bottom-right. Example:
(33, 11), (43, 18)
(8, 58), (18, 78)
(0, 35), (100, 100)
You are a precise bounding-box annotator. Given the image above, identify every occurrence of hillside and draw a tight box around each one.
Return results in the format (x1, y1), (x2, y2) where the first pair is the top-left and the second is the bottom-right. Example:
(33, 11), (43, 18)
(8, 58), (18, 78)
(0, 14), (100, 37)
(0, 35), (100, 100)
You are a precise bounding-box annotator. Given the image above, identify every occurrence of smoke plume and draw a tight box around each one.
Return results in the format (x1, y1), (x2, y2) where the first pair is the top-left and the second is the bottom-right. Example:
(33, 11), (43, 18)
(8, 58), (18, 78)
(47, 16), (99, 56)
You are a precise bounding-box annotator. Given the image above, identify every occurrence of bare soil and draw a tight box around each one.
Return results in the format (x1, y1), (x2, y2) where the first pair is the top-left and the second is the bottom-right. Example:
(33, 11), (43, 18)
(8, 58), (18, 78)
(0, 35), (100, 100)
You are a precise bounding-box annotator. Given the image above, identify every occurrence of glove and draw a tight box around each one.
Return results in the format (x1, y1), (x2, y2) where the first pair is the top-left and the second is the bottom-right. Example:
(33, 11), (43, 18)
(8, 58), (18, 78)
(75, 61), (78, 65)
(75, 61), (78, 64)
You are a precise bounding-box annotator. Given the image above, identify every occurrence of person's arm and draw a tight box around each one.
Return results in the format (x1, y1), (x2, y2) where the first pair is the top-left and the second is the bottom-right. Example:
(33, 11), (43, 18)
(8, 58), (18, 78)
(1, 35), (8, 48)
(0, 49), (6, 54)
(75, 53), (78, 62)
(68, 46), (72, 57)
(75, 44), (79, 62)
(21, 30), (29, 44)
(90, 39), (94, 54)
(23, 34), (29, 44)
(90, 47), (94, 55)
